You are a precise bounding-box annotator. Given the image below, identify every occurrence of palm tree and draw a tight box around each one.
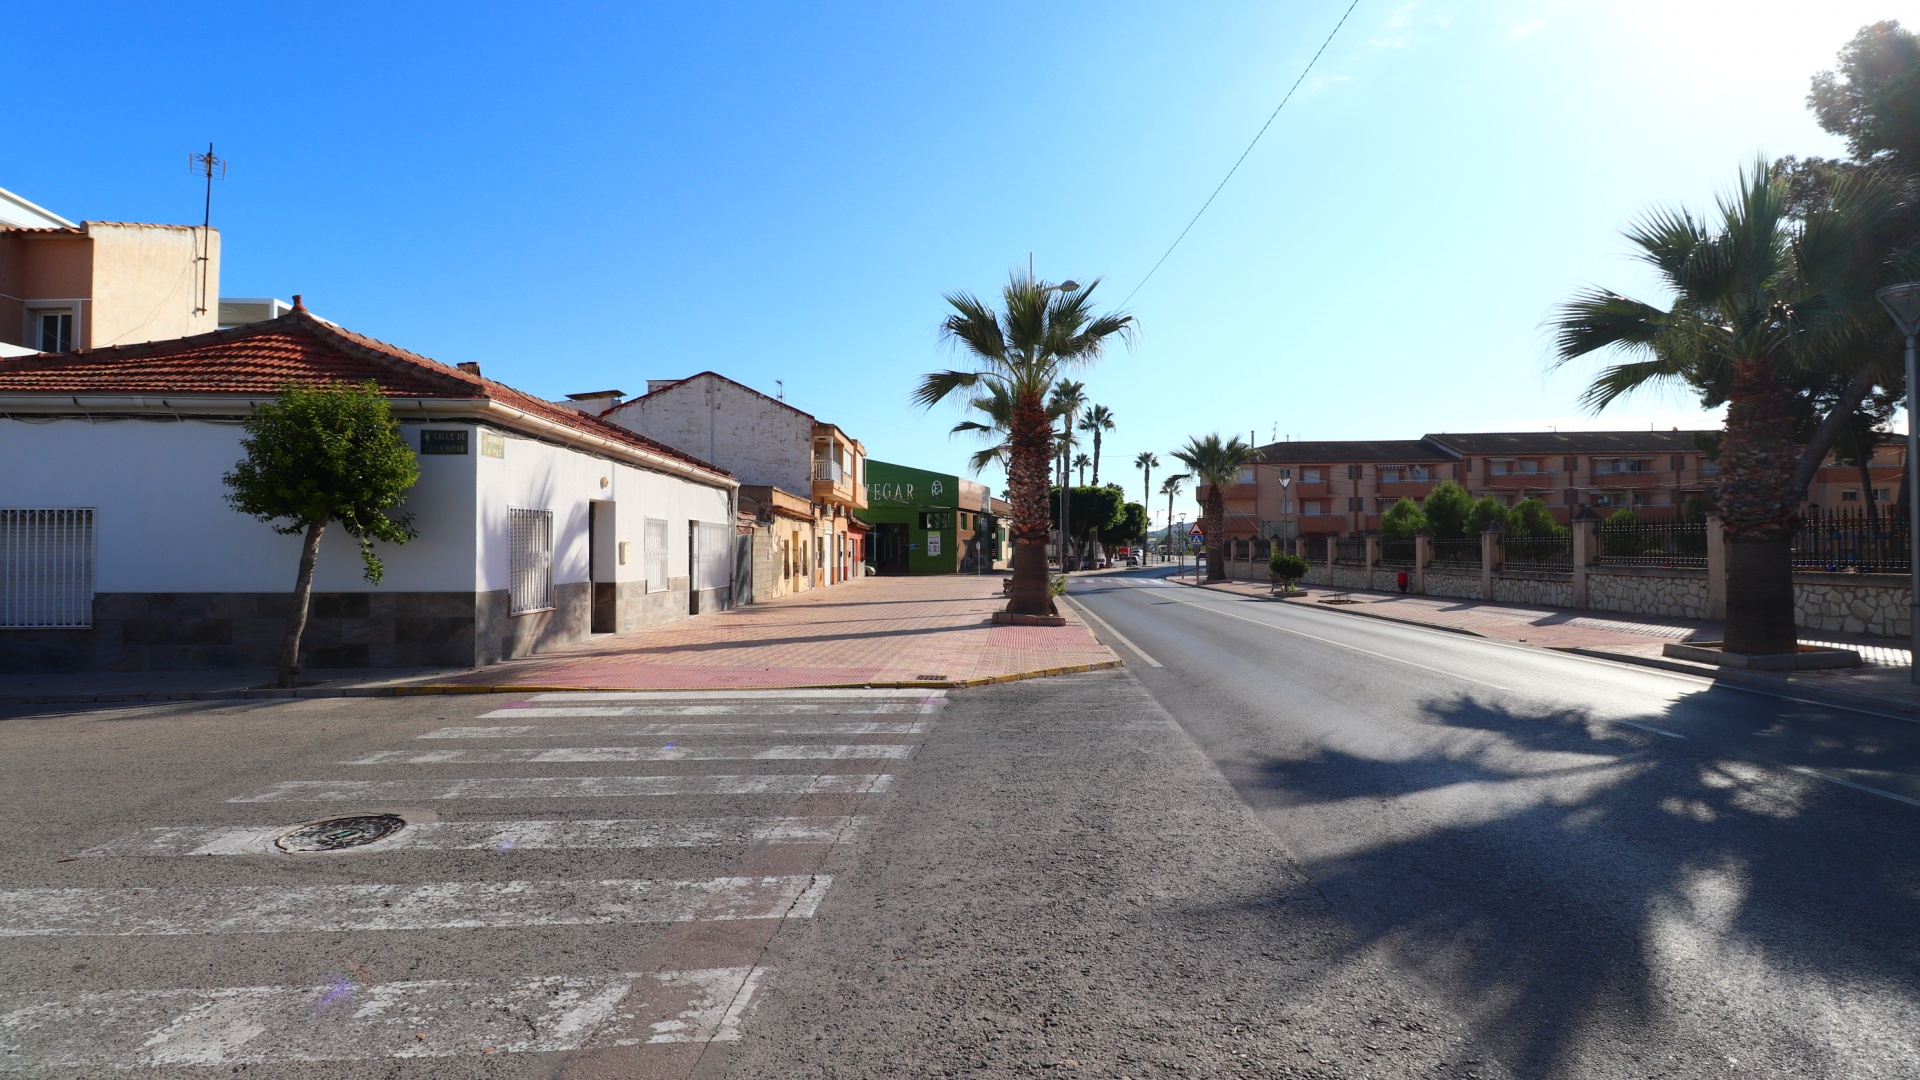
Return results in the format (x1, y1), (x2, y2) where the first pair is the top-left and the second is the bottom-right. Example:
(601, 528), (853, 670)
(1160, 473), (1188, 562)
(1550, 160), (1910, 655)
(915, 276), (1133, 616)
(1078, 404), (1116, 485)
(1048, 379), (1089, 571)
(949, 383), (1070, 476)
(1135, 451), (1160, 546)
(1073, 453), (1091, 486)
(1172, 434), (1255, 582)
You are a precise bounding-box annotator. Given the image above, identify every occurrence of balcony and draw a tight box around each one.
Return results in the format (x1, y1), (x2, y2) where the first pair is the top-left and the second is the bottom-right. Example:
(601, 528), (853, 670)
(1586, 470), (1668, 487)
(1484, 470), (1556, 489)
(811, 459), (866, 509)
(1286, 480), (1330, 498)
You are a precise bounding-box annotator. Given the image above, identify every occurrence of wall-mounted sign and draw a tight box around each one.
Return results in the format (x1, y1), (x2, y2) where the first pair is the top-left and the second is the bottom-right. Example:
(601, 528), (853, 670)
(420, 429), (470, 455)
(927, 533), (942, 557)
(480, 431), (506, 459)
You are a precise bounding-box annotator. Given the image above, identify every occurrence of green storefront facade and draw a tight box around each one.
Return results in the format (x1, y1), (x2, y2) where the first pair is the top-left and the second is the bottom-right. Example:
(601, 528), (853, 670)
(859, 459), (1008, 575)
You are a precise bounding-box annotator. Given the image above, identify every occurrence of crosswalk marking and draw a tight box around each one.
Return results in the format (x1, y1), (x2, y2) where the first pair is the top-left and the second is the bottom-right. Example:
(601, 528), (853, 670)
(0, 967), (760, 1068)
(80, 815), (868, 857)
(346, 744), (914, 765)
(230, 773), (893, 802)
(0, 876), (831, 937)
(478, 703), (933, 718)
(527, 689), (944, 701)
(426, 719), (932, 738)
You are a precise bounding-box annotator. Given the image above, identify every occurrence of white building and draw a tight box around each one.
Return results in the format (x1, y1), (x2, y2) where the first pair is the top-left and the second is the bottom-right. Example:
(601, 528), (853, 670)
(0, 304), (737, 672)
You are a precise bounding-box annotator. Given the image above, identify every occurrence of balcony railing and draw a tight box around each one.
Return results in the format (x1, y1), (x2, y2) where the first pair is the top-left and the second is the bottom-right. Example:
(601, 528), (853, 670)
(813, 460), (845, 484)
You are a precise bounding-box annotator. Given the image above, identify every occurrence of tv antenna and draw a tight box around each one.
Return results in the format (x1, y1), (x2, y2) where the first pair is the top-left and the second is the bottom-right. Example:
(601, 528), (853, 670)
(188, 143), (226, 316)
(775, 379), (785, 401)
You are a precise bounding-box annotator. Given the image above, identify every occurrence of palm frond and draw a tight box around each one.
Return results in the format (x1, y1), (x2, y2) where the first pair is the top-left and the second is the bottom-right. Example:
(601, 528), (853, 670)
(912, 369), (982, 410)
(1548, 288), (1672, 362)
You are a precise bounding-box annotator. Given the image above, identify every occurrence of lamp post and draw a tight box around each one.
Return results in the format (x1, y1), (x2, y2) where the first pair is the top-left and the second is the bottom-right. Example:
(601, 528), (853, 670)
(1044, 280), (1080, 579)
(1278, 474), (1293, 563)
(1876, 282), (1920, 684)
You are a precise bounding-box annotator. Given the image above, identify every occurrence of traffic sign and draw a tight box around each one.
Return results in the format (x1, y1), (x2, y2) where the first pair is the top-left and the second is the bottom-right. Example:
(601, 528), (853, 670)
(1188, 525), (1204, 542)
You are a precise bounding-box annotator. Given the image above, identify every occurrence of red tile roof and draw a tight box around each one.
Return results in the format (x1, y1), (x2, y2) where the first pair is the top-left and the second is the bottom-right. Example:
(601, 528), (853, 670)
(0, 310), (730, 480)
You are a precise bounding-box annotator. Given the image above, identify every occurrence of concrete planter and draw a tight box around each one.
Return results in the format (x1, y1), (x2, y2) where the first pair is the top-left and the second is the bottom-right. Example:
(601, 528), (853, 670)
(1661, 641), (1862, 671)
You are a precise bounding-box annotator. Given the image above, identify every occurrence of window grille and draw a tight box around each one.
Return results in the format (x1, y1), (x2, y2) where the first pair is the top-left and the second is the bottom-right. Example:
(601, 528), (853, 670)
(644, 517), (670, 592)
(694, 522), (732, 591)
(1, 508), (95, 628)
(507, 508), (553, 615)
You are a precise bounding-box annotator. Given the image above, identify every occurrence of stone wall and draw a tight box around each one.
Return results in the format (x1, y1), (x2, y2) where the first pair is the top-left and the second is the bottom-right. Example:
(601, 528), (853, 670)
(1794, 573), (1910, 637)
(1323, 565), (1371, 590)
(1490, 572), (1576, 608)
(1423, 572), (1482, 601)
(1588, 567), (1710, 620)
(478, 582), (591, 666)
(0, 591), (480, 673)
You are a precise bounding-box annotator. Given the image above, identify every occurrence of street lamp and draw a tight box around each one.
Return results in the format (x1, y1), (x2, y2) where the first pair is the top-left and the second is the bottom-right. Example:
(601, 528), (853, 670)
(1877, 282), (1920, 684)
(1042, 280), (1079, 580)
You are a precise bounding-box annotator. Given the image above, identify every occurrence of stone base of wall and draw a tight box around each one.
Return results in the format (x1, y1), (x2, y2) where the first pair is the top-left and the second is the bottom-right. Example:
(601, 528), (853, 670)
(1589, 567), (1710, 620)
(479, 583), (591, 666)
(616, 577), (692, 634)
(1795, 573), (1911, 637)
(1490, 571), (1575, 608)
(0, 592), (481, 673)
(1424, 572), (1482, 601)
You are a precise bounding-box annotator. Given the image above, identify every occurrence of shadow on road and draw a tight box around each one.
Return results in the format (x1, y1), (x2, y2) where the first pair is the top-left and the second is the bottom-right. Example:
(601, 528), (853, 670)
(1227, 687), (1920, 1076)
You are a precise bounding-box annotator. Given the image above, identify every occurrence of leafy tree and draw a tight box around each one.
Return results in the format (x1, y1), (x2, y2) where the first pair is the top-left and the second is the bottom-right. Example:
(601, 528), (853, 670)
(1050, 484), (1125, 568)
(1421, 480), (1474, 539)
(1810, 21), (1920, 175)
(1172, 434), (1256, 581)
(1466, 495), (1512, 536)
(1100, 501), (1150, 551)
(915, 278), (1132, 615)
(1269, 550), (1309, 591)
(1380, 497), (1427, 540)
(1077, 404), (1116, 485)
(1509, 498), (1565, 539)
(224, 381), (419, 687)
(1550, 161), (1913, 655)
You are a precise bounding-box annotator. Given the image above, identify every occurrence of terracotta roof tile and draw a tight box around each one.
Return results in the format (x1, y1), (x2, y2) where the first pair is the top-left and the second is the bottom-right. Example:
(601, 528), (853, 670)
(0, 311), (729, 479)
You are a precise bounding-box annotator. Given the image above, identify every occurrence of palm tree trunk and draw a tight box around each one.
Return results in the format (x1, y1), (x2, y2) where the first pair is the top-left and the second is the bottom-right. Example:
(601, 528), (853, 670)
(276, 516), (328, 688)
(1166, 489), (1175, 562)
(1204, 488), (1227, 582)
(1009, 391), (1056, 616)
(1091, 431), (1101, 486)
(1718, 358), (1800, 655)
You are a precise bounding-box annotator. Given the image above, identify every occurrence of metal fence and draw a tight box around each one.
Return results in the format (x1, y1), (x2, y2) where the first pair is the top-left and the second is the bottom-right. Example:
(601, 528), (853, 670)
(1333, 538), (1367, 565)
(1597, 521), (1707, 567)
(1302, 535), (1329, 562)
(1377, 538), (1416, 566)
(1430, 538), (1481, 569)
(1793, 509), (1908, 574)
(1503, 534), (1573, 571)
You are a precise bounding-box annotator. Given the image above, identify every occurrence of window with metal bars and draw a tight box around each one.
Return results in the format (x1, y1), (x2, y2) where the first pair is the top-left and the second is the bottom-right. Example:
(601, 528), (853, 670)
(507, 508), (553, 615)
(0, 508), (95, 628)
(644, 517), (670, 592)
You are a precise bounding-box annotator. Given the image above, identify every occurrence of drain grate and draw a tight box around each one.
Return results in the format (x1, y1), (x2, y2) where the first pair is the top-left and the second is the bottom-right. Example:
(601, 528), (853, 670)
(914, 674), (947, 681)
(275, 814), (408, 853)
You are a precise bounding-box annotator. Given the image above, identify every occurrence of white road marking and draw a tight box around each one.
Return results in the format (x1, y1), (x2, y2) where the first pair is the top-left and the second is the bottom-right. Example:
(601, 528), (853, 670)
(529, 689), (944, 701)
(1062, 596), (1161, 667)
(1778, 764), (1920, 809)
(1145, 587), (1520, 693)
(0, 967), (762, 1069)
(477, 703), (932, 718)
(229, 773), (893, 802)
(0, 876), (832, 937)
(347, 744), (914, 765)
(80, 816), (867, 857)
(427, 719), (932, 737)
(1614, 720), (1689, 740)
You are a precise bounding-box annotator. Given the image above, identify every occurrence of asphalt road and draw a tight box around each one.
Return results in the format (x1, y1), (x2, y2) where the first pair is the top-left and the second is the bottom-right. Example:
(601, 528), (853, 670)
(1066, 567), (1920, 1078)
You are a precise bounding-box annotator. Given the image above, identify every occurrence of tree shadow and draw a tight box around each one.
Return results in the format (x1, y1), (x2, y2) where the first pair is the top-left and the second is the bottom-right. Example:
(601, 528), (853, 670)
(1207, 687), (1920, 1076)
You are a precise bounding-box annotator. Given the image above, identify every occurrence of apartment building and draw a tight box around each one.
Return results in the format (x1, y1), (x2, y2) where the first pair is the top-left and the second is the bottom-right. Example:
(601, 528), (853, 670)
(1212, 430), (1717, 545)
(1804, 437), (1906, 513)
(0, 186), (220, 357)
(600, 373), (868, 600)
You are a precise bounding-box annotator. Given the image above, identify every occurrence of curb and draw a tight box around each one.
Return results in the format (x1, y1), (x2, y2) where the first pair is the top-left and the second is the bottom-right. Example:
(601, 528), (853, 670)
(0, 661), (1126, 707)
(1555, 645), (1920, 719)
(1178, 578), (1489, 639)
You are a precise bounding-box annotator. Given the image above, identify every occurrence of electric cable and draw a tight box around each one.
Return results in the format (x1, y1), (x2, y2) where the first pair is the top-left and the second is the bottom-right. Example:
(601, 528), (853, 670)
(1120, 0), (1363, 308)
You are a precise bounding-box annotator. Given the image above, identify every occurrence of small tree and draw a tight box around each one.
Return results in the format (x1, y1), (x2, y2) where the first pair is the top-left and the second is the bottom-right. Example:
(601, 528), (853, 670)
(1380, 497), (1428, 539)
(1050, 484), (1125, 568)
(1269, 550), (1309, 592)
(1509, 498), (1565, 538)
(1466, 495), (1512, 536)
(224, 381), (420, 687)
(1100, 501), (1149, 553)
(1421, 480), (1474, 538)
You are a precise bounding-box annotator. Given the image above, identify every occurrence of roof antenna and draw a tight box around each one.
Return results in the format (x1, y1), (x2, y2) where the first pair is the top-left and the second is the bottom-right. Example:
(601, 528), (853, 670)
(775, 379), (785, 401)
(188, 143), (226, 317)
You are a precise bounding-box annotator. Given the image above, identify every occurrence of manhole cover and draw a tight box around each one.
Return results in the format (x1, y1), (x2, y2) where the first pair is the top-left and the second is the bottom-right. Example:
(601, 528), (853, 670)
(275, 814), (407, 853)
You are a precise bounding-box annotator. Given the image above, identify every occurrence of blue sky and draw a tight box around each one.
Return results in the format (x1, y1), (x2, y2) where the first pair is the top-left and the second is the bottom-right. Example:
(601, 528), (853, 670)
(14, 2), (1897, 523)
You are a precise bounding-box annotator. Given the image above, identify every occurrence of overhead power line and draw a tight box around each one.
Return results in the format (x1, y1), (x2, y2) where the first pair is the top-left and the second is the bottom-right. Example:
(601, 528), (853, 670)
(1121, 0), (1363, 308)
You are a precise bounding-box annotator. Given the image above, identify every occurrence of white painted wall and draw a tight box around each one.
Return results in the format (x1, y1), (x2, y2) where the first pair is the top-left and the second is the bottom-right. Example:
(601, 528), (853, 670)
(604, 375), (812, 493)
(472, 428), (731, 592)
(0, 418), (477, 592)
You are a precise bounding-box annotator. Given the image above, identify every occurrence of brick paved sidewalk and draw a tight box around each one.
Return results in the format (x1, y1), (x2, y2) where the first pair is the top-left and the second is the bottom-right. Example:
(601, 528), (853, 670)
(423, 574), (1118, 691)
